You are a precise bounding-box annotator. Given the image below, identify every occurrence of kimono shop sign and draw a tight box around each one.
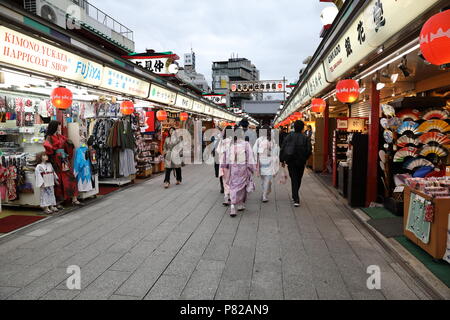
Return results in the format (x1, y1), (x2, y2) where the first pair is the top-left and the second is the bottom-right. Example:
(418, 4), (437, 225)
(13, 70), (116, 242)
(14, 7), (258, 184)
(0, 26), (103, 86)
(149, 84), (176, 105)
(101, 67), (150, 98)
(323, 0), (440, 82)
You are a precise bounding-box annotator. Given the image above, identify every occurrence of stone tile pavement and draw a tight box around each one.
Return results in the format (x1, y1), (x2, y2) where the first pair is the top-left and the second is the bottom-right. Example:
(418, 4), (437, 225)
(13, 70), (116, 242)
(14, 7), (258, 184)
(0, 164), (433, 300)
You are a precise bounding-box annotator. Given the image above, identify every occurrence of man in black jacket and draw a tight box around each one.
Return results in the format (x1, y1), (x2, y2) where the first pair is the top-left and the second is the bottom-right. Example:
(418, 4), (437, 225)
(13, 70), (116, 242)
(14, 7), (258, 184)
(280, 120), (312, 207)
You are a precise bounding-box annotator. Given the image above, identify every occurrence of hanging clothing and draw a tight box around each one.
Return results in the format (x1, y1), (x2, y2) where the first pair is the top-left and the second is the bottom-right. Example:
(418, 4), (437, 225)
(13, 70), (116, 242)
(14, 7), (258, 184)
(119, 149), (136, 177)
(44, 134), (79, 202)
(0, 165), (8, 201)
(221, 139), (256, 205)
(6, 165), (17, 201)
(73, 146), (93, 192)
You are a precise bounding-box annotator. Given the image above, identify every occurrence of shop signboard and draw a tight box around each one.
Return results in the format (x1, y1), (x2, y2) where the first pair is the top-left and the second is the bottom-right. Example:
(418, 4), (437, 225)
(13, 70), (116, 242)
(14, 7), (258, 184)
(323, 0), (439, 82)
(0, 26), (103, 86)
(192, 101), (205, 113)
(175, 94), (193, 110)
(101, 67), (150, 98)
(337, 118), (349, 130)
(148, 84), (176, 105)
(307, 64), (328, 99)
(124, 54), (179, 76)
(230, 80), (285, 93)
(204, 95), (227, 105)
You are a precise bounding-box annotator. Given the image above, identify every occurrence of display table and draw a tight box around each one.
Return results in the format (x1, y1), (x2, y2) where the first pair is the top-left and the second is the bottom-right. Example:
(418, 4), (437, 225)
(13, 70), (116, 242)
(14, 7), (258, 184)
(403, 187), (450, 260)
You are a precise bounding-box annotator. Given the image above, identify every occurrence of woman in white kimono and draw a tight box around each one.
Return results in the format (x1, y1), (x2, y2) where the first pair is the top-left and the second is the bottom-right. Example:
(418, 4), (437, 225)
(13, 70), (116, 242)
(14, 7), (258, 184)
(221, 127), (256, 217)
(254, 126), (280, 203)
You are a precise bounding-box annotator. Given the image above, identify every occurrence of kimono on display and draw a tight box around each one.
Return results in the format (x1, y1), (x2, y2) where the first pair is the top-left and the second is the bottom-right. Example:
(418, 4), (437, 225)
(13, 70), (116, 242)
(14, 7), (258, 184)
(35, 162), (58, 208)
(73, 145), (93, 192)
(44, 134), (79, 202)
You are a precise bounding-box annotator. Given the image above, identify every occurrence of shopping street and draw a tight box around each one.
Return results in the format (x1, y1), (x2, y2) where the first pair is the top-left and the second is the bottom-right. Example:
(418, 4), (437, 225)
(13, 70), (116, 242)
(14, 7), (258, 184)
(0, 164), (438, 300)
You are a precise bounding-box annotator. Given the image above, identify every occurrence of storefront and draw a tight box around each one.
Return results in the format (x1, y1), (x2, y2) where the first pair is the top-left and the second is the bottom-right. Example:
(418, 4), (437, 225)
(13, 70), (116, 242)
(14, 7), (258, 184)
(274, 0), (450, 263)
(0, 23), (242, 212)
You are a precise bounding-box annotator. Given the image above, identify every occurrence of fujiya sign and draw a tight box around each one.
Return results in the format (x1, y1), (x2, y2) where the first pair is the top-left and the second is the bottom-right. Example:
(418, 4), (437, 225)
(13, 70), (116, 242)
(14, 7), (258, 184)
(0, 26), (103, 86)
(323, 0), (439, 82)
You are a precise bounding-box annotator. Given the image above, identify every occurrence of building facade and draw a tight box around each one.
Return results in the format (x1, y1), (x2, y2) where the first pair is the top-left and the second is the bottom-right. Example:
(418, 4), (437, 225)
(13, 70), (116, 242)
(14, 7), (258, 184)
(177, 50), (210, 93)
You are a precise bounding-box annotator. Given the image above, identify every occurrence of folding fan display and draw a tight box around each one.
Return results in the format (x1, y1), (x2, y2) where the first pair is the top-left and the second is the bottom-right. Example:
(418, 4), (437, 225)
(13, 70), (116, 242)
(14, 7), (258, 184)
(403, 158), (435, 171)
(397, 121), (421, 136)
(418, 132), (450, 146)
(396, 135), (419, 148)
(393, 147), (419, 162)
(396, 108), (421, 121)
(423, 109), (448, 120)
(417, 120), (450, 134)
(420, 145), (448, 158)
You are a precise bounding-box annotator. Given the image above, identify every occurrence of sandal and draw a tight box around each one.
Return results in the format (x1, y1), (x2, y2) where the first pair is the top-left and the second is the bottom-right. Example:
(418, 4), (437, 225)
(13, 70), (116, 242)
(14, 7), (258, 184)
(43, 208), (53, 215)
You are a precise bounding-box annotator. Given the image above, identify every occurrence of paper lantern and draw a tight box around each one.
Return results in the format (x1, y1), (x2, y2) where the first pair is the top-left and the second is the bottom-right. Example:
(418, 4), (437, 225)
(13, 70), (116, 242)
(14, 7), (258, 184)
(51, 87), (72, 110)
(289, 115), (297, 122)
(336, 80), (360, 103)
(156, 110), (167, 121)
(180, 112), (189, 121)
(120, 101), (134, 115)
(311, 98), (326, 113)
(294, 112), (303, 120)
(420, 10), (450, 66)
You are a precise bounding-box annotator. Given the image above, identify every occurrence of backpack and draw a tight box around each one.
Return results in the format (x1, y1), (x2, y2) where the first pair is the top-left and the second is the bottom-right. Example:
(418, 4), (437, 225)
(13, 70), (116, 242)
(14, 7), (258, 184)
(282, 133), (311, 164)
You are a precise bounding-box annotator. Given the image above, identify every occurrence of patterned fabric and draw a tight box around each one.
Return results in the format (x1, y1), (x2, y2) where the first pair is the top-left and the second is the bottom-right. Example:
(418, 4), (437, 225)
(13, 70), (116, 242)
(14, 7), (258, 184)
(406, 193), (431, 244)
(6, 165), (17, 201)
(0, 165), (7, 201)
(40, 186), (56, 207)
(73, 146), (93, 192)
(444, 216), (450, 264)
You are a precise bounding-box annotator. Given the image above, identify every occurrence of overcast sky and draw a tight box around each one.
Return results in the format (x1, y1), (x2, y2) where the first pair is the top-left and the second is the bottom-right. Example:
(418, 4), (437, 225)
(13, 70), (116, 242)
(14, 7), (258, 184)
(90, 0), (330, 87)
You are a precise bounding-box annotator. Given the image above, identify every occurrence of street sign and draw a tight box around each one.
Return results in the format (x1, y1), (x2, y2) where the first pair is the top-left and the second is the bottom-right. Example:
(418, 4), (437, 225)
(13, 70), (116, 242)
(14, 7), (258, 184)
(230, 80), (285, 93)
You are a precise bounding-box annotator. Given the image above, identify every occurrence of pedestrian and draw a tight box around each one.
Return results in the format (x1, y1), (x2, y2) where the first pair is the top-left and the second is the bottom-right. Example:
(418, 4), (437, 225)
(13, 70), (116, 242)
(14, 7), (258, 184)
(279, 126), (288, 147)
(163, 127), (182, 189)
(217, 126), (233, 203)
(253, 125), (280, 203)
(280, 120), (312, 207)
(304, 125), (313, 140)
(221, 127), (256, 217)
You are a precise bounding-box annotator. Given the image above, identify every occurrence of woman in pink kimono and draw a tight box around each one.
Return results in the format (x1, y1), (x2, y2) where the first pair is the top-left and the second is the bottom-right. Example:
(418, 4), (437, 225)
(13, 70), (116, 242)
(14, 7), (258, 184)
(221, 128), (256, 217)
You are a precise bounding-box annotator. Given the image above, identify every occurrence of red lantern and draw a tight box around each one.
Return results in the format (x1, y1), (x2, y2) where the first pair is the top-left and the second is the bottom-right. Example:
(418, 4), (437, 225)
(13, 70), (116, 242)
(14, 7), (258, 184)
(289, 115), (296, 122)
(51, 87), (72, 110)
(336, 79), (360, 103)
(120, 101), (134, 115)
(420, 10), (450, 66)
(156, 110), (167, 121)
(180, 112), (189, 121)
(311, 98), (326, 113)
(294, 112), (303, 120)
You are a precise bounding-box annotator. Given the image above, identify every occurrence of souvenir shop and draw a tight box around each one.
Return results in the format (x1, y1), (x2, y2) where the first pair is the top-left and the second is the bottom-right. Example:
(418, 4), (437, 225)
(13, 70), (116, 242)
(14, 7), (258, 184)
(274, 2), (450, 263)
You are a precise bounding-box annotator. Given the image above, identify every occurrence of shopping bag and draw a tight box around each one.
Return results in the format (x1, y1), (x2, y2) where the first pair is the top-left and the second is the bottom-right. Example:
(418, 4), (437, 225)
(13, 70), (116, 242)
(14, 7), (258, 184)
(278, 167), (289, 185)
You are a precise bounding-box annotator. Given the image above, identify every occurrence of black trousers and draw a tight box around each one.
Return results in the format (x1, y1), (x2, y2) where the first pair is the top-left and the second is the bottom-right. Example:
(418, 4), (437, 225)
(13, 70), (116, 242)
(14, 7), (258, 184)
(288, 163), (306, 203)
(164, 168), (182, 183)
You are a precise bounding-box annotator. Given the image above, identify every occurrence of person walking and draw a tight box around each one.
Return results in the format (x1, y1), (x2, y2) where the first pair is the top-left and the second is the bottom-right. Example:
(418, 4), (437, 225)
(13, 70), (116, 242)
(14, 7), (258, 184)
(214, 126), (233, 198)
(221, 127), (256, 217)
(280, 120), (312, 207)
(304, 125), (313, 140)
(253, 125), (280, 203)
(163, 127), (182, 188)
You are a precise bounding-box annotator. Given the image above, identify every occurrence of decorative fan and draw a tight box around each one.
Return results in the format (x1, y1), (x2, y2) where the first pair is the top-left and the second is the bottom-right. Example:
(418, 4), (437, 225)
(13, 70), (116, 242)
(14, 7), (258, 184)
(396, 109), (420, 121)
(423, 109), (448, 120)
(384, 130), (394, 143)
(393, 147), (419, 162)
(380, 161), (386, 172)
(420, 145), (448, 158)
(382, 104), (396, 117)
(397, 121), (421, 136)
(417, 120), (450, 133)
(379, 150), (387, 163)
(403, 158), (435, 171)
(418, 132), (450, 146)
(380, 118), (389, 129)
(397, 136), (419, 148)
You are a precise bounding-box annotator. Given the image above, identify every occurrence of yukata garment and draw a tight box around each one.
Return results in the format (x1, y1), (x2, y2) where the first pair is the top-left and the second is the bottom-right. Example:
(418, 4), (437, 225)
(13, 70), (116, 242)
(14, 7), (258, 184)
(0, 165), (8, 201)
(221, 140), (256, 206)
(253, 137), (280, 176)
(73, 146), (93, 192)
(6, 165), (17, 201)
(406, 193), (431, 244)
(119, 149), (137, 177)
(44, 134), (78, 202)
(40, 187), (56, 207)
(35, 163), (58, 188)
(217, 138), (232, 197)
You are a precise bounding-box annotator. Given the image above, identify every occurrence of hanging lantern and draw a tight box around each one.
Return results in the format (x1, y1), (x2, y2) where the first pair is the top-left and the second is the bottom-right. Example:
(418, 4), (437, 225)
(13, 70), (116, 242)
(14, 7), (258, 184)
(420, 10), (450, 66)
(120, 101), (134, 115)
(336, 79), (360, 103)
(156, 110), (168, 121)
(289, 115), (297, 122)
(179, 112), (189, 121)
(294, 112), (303, 120)
(311, 98), (327, 113)
(51, 87), (72, 110)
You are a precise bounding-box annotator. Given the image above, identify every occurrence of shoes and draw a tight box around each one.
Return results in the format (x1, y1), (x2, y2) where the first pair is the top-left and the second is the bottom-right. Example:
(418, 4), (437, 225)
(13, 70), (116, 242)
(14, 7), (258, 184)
(50, 206), (59, 212)
(56, 205), (64, 210)
(164, 182), (170, 189)
(262, 197), (269, 203)
(176, 181), (181, 185)
(223, 196), (230, 206)
(294, 202), (300, 207)
(220, 188), (224, 194)
(229, 205), (237, 217)
(73, 200), (84, 206)
(43, 208), (53, 214)
(237, 204), (246, 211)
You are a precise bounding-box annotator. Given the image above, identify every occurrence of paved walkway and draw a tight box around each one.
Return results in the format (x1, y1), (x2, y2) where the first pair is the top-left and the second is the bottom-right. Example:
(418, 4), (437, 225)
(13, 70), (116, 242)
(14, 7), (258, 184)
(0, 164), (432, 300)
